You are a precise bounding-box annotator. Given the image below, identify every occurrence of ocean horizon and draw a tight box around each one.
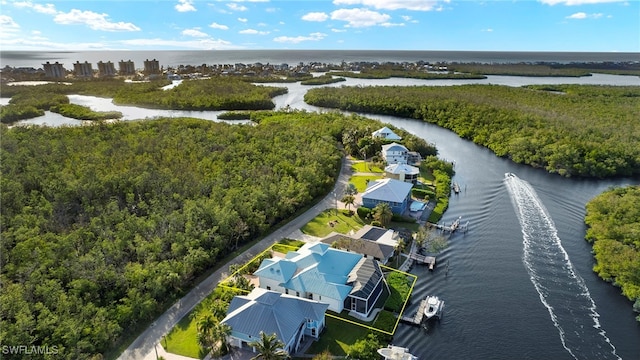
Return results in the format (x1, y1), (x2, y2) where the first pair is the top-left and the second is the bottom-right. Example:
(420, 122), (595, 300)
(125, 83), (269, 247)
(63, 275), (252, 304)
(2, 50), (639, 70)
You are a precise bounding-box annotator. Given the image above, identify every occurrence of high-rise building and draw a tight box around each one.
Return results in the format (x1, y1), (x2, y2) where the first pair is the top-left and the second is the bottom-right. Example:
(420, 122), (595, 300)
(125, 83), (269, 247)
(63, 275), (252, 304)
(73, 61), (93, 78)
(42, 61), (66, 79)
(143, 59), (160, 75)
(119, 60), (136, 75)
(97, 61), (116, 77)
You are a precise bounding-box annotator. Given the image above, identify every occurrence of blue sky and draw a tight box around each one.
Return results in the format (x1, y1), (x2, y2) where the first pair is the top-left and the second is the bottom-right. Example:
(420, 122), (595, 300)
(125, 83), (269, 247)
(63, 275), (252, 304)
(1, 0), (638, 52)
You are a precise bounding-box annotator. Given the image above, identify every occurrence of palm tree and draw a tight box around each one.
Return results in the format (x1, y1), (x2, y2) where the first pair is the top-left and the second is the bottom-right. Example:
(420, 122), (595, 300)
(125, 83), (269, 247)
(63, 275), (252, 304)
(395, 238), (406, 268)
(341, 194), (355, 213)
(248, 331), (289, 360)
(197, 313), (232, 357)
(373, 202), (393, 227)
(211, 321), (232, 356)
(196, 313), (217, 351)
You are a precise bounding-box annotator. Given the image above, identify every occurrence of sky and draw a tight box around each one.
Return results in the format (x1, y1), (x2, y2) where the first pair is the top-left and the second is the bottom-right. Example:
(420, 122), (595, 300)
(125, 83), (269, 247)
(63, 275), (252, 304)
(0, 0), (638, 52)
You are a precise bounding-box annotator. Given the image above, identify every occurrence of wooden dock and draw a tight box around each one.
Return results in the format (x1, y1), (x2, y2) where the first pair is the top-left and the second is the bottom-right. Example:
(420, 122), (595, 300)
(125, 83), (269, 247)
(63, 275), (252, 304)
(409, 253), (436, 270)
(400, 298), (428, 325)
(428, 216), (469, 234)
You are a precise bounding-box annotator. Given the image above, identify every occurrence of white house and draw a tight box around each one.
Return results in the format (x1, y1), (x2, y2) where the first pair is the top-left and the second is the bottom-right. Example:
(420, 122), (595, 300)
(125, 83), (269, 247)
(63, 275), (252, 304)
(384, 163), (420, 184)
(372, 126), (402, 141)
(221, 288), (329, 355)
(381, 142), (409, 165)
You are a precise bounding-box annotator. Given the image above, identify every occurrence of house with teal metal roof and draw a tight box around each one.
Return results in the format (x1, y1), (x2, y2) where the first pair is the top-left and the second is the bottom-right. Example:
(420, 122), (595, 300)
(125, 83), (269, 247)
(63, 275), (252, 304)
(254, 242), (387, 317)
(221, 288), (329, 355)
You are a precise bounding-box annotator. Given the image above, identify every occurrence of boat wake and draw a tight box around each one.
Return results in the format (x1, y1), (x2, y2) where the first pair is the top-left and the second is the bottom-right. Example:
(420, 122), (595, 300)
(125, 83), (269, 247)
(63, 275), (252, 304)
(504, 173), (620, 360)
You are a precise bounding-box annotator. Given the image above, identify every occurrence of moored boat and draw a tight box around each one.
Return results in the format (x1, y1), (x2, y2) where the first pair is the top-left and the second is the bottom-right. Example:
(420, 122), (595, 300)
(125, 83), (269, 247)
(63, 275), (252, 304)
(424, 295), (444, 320)
(377, 345), (418, 360)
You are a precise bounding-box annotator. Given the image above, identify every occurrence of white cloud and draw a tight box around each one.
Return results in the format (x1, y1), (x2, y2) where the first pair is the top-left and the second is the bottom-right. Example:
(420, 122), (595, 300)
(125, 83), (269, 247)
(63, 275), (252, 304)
(540, 0), (624, 5)
(333, 0), (443, 11)
(120, 38), (241, 50)
(566, 12), (604, 19)
(331, 28), (346, 32)
(239, 28), (270, 35)
(238, 17), (248, 22)
(182, 28), (209, 37)
(209, 22), (229, 30)
(381, 22), (405, 27)
(302, 12), (329, 22)
(273, 32), (327, 44)
(0, 14), (20, 30)
(482, 28), (494, 32)
(54, 9), (141, 31)
(227, 3), (248, 11)
(175, 0), (196, 12)
(13, 1), (58, 14)
(0, 14), (20, 40)
(331, 8), (391, 27)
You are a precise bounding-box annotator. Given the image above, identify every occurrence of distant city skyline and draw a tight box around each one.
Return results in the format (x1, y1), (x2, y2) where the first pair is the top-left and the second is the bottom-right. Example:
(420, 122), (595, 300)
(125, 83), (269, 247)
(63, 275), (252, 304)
(0, 0), (638, 52)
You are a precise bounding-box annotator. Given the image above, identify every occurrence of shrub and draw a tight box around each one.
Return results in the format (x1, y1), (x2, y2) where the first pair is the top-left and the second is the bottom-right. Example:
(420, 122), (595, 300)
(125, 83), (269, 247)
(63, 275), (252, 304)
(385, 272), (412, 312)
(412, 188), (435, 199)
(391, 214), (416, 223)
(357, 206), (371, 219)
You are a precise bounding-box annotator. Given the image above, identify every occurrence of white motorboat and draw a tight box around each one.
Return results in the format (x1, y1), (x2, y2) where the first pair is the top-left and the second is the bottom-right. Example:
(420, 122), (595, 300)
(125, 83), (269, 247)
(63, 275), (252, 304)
(377, 345), (418, 360)
(424, 295), (444, 320)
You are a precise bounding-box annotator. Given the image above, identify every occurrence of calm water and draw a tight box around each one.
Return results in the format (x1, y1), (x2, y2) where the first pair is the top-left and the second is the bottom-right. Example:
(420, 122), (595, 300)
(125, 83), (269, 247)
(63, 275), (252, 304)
(2, 50), (640, 69)
(3, 65), (639, 359)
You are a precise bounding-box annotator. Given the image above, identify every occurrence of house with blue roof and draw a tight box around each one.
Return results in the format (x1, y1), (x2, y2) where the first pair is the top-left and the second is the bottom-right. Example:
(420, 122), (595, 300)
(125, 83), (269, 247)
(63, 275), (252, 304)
(362, 178), (413, 214)
(254, 242), (387, 318)
(221, 288), (328, 355)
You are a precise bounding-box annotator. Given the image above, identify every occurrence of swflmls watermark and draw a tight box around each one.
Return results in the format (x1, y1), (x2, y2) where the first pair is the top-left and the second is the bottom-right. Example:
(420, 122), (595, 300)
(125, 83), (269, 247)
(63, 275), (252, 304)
(2, 345), (60, 355)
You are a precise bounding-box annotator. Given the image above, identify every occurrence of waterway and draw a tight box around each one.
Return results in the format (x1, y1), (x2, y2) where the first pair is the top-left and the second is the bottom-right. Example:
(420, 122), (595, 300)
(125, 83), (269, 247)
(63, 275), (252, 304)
(4, 74), (639, 359)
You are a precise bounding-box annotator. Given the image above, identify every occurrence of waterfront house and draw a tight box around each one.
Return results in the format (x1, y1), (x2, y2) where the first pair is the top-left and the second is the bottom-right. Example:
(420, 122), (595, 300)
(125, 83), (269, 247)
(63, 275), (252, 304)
(221, 288), (329, 354)
(407, 151), (422, 166)
(320, 229), (395, 265)
(372, 126), (402, 141)
(384, 163), (420, 184)
(254, 242), (386, 317)
(362, 178), (413, 214)
(381, 143), (409, 165)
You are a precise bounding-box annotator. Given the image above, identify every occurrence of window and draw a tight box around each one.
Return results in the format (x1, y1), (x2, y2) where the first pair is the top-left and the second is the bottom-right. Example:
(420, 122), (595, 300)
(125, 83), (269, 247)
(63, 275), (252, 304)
(308, 293), (313, 300)
(296, 291), (300, 297)
(285, 289), (289, 295)
(266, 286), (271, 290)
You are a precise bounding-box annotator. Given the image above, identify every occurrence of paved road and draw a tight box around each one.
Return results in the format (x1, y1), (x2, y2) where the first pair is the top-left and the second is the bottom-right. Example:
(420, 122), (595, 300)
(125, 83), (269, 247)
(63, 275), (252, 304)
(117, 156), (353, 360)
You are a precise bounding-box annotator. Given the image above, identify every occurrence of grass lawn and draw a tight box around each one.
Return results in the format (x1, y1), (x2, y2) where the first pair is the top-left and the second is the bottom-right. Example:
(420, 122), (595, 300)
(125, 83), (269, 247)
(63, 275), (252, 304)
(349, 175), (383, 192)
(351, 161), (384, 173)
(418, 165), (435, 184)
(163, 313), (202, 359)
(301, 209), (365, 237)
(306, 316), (369, 356)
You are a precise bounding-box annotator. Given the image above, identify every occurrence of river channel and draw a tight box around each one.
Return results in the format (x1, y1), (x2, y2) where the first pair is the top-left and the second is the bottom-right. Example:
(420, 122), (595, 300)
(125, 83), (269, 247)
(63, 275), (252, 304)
(5, 73), (639, 359)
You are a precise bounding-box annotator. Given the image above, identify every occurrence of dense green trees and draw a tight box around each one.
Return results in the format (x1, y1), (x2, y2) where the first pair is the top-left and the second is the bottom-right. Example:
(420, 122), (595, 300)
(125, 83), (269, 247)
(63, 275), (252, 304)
(305, 84), (640, 177)
(0, 104), (44, 123)
(50, 103), (122, 121)
(585, 186), (640, 321)
(300, 75), (346, 85)
(0, 77), (286, 123)
(112, 77), (287, 110)
(0, 111), (396, 359)
(330, 70), (486, 80)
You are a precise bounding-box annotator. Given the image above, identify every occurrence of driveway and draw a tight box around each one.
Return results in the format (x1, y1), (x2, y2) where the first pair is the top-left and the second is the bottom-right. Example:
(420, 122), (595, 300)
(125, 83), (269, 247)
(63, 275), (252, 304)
(117, 156), (353, 360)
